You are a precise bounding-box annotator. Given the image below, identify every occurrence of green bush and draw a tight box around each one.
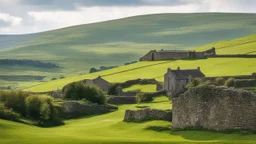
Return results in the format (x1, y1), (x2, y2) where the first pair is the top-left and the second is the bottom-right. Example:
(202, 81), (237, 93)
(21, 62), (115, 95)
(0, 103), (20, 121)
(186, 78), (203, 88)
(63, 82), (106, 104)
(215, 77), (225, 86)
(136, 92), (153, 103)
(225, 78), (236, 87)
(108, 83), (120, 95)
(0, 91), (28, 116)
(25, 95), (60, 125)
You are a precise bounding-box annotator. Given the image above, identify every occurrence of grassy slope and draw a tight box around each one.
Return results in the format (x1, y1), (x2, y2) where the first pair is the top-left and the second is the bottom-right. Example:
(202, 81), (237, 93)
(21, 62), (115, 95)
(24, 58), (256, 92)
(1, 13), (256, 78)
(1, 96), (256, 144)
(194, 34), (256, 54)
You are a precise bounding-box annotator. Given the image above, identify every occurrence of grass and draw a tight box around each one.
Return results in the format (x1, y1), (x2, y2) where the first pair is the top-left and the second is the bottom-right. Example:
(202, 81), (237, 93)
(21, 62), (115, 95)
(123, 84), (157, 92)
(1, 13), (256, 89)
(194, 34), (256, 54)
(1, 96), (256, 144)
(24, 58), (256, 92)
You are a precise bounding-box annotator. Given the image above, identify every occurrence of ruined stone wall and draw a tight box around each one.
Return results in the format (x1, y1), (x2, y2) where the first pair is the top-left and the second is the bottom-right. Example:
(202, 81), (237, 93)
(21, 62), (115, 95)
(172, 86), (256, 131)
(107, 96), (137, 104)
(123, 108), (172, 122)
(61, 101), (118, 118)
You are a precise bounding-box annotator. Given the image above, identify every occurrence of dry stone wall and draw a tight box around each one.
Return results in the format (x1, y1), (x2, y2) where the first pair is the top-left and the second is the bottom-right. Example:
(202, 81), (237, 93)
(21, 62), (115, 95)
(107, 96), (137, 104)
(172, 86), (256, 131)
(123, 108), (172, 122)
(61, 101), (118, 118)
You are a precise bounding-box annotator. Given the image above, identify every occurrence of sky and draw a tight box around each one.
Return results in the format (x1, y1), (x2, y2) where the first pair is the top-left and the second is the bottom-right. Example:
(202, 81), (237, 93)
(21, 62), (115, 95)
(0, 0), (256, 34)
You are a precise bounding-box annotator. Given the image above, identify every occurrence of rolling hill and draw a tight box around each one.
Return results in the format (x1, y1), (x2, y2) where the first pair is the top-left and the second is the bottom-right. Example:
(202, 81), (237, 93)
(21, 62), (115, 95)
(1, 13), (256, 90)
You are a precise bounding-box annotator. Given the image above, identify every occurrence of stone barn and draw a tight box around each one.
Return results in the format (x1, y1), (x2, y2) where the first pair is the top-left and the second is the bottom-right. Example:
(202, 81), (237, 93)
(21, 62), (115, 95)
(172, 86), (256, 131)
(139, 48), (216, 61)
(164, 67), (205, 96)
(84, 76), (110, 91)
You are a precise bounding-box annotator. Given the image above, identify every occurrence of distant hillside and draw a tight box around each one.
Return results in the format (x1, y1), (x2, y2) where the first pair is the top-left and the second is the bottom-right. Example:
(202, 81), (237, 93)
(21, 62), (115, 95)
(194, 34), (256, 54)
(1, 13), (256, 90)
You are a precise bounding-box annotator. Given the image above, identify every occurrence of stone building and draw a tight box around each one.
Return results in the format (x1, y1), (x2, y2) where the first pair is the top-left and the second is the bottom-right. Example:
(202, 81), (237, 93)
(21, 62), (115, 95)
(164, 67), (205, 96)
(172, 86), (256, 131)
(84, 76), (110, 91)
(139, 47), (216, 61)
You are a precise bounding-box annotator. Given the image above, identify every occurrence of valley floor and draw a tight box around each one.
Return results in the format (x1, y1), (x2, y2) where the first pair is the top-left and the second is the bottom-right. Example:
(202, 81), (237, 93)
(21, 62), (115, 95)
(1, 96), (256, 144)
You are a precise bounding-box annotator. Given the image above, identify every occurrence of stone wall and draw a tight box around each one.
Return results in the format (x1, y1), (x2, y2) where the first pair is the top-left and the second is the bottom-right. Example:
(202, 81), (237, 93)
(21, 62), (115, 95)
(235, 79), (256, 87)
(60, 101), (118, 118)
(123, 108), (172, 122)
(107, 96), (137, 104)
(172, 86), (256, 131)
(139, 50), (156, 61)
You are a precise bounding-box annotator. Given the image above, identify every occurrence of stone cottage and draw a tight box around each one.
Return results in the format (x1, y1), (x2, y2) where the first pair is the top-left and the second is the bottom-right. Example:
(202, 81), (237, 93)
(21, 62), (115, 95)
(84, 76), (110, 91)
(164, 67), (205, 96)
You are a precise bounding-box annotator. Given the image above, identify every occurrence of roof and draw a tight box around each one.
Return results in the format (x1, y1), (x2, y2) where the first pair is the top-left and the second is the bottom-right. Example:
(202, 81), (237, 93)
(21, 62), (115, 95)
(157, 50), (192, 53)
(93, 76), (109, 83)
(171, 69), (205, 78)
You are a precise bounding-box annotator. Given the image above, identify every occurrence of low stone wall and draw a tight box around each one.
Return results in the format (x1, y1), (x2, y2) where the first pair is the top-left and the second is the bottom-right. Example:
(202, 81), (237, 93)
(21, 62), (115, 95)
(61, 101), (118, 118)
(123, 108), (172, 122)
(121, 91), (138, 97)
(235, 79), (256, 87)
(212, 54), (256, 58)
(107, 96), (137, 104)
(172, 86), (256, 131)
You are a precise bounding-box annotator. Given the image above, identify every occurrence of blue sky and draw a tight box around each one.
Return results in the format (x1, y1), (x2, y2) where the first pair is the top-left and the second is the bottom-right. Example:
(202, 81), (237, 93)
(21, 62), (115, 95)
(0, 0), (256, 34)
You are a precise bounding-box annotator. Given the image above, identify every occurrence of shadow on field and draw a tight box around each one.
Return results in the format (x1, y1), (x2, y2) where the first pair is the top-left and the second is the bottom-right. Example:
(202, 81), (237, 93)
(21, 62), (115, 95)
(144, 124), (256, 141)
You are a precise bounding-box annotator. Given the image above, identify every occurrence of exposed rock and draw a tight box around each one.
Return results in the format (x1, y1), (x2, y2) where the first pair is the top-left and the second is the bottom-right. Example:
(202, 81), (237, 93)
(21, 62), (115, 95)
(123, 108), (172, 122)
(172, 86), (256, 131)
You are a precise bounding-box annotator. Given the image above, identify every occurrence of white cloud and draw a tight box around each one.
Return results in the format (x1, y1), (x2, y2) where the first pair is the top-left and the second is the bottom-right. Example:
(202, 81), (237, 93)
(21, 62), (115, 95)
(0, 12), (22, 26)
(27, 5), (199, 30)
(1, 0), (256, 34)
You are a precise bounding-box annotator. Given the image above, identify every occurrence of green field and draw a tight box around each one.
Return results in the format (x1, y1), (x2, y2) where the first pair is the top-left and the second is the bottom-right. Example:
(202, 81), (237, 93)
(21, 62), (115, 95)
(24, 58), (256, 92)
(123, 84), (157, 92)
(1, 96), (256, 144)
(1, 13), (256, 89)
(195, 34), (256, 54)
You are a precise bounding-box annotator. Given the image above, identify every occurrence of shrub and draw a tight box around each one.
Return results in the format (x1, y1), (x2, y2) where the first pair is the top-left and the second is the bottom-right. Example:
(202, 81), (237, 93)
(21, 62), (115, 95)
(186, 78), (203, 88)
(89, 67), (98, 73)
(225, 78), (236, 87)
(198, 80), (215, 87)
(0, 91), (28, 116)
(63, 82), (106, 104)
(108, 83), (120, 95)
(0, 103), (20, 121)
(136, 92), (153, 103)
(25, 95), (61, 125)
(215, 77), (225, 86)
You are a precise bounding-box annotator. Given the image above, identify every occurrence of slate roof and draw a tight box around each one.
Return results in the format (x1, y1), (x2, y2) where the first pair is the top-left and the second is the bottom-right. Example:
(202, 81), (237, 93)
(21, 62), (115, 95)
(171, 69), (205, 78)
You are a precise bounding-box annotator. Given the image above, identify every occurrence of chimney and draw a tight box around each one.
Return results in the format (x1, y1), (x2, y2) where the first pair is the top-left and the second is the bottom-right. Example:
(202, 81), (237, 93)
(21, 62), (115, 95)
(197, 66), (200, 70)
(167, 68), (171, 72)
(177, 67), (180, 70)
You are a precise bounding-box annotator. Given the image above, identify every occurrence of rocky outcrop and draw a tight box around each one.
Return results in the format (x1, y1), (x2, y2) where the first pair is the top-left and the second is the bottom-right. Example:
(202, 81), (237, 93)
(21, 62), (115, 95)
(172, 86), (256, 131)
(123, 108), (172, 122)
(107, 96), (137, 104)
(61, 101), (118, 118)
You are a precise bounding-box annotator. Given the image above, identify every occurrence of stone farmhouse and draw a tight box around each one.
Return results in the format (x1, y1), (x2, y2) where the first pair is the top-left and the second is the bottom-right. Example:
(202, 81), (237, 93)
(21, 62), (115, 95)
(139, 47), (216, 61)
(164, 67), (205, 96)
(84, 76), (110, 91)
